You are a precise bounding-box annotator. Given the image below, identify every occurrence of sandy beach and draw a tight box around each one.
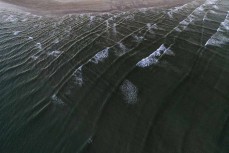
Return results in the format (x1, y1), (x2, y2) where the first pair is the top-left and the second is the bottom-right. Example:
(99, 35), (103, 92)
(0, 0), (194, 15)
(0, 1), (27, 12)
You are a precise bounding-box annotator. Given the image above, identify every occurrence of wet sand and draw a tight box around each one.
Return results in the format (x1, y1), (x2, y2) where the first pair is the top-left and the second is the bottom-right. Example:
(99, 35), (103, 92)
(0, 0), (194, 15)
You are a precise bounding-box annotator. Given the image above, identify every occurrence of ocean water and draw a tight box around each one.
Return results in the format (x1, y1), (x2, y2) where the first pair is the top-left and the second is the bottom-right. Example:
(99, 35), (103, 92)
(0, 0), (229, 152)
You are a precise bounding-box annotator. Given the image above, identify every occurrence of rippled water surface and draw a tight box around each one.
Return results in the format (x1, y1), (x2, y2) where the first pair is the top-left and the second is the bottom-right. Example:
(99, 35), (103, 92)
(0, 0), (229, 152)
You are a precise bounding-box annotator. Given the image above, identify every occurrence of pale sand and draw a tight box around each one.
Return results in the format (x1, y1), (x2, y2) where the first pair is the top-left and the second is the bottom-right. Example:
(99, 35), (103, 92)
(0, 1), (27, 11)
(0, 0), (195, 15)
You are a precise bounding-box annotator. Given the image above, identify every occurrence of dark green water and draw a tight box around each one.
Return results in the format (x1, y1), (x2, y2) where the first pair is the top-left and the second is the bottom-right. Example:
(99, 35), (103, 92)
(0, 0), (229, 152)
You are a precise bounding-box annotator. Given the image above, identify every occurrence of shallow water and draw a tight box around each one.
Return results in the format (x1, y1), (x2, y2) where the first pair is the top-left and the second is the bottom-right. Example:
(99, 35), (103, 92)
(0, 0), (229, 152)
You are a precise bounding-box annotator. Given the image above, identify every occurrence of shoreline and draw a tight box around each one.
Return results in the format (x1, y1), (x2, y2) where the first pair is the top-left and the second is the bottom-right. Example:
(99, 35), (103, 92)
(0, 0), (195, 16)
(0, 1), (28, 12)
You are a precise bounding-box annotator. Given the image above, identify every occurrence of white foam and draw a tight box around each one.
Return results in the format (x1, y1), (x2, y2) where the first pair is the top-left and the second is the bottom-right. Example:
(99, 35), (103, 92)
(180, 18), (192, 26)
(31, 55), (38, 60)
(205, 0), (218, 5)
(120, 80), (138, 104)
(118, 42), (127, 51)
(48, 50), (62, 57)
(33, 24), (39, 28)
(167, 2), (190, 18)
(35, 43), (42, 49)
(146, 23), (152, 30)
(205, 11), (229, 46)
(28, 36), (33, 40)
(73, 66), (83, 87)
(213, 5), (219, 10)
(21, 18), (28, 22)
(136, 55), (158, 68)
(220, 12), (229, 31)
(167, 0), (218, 36)
(116, 42), (128, 56)
(13, 31), (21, 35)
(4, 15), (18, 23)
(205, 33), (229, 47)
(53, 38), (59, 44)
(146, 23), (158, 31)
(90, 47), (109, 64)
(136, 44), (174, 68)
(51, 94), (64, 105)
(90, 16), (95, 22)
(174, 27), (182, 32)
(139, 8), (148, 13)
(88, 137), (93, 144)
(164, 48), (175, 56)
(105, 20), (109, 31)
(124, 14), (134, 20)
(133, 35), (144, 43)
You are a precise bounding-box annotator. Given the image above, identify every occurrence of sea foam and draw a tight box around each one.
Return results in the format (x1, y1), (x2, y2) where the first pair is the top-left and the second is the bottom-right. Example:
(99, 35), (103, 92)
(120, 80), (138, 104)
